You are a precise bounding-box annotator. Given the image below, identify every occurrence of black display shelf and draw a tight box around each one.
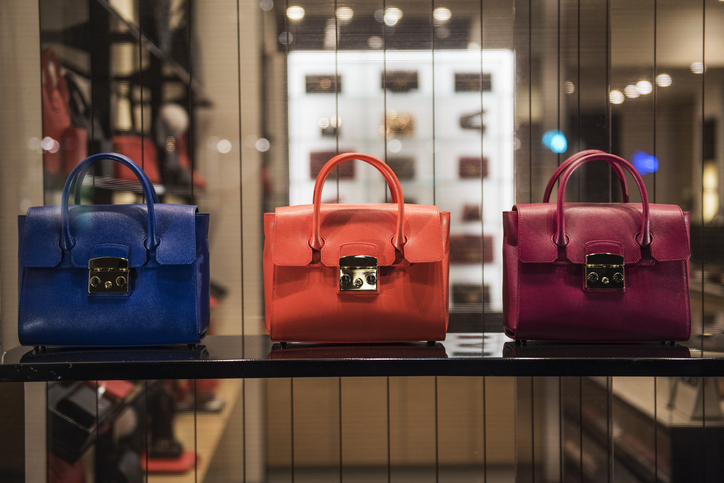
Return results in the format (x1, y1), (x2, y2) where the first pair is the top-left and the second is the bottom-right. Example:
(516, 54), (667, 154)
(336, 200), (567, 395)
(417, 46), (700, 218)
(2, 333), (724, 382)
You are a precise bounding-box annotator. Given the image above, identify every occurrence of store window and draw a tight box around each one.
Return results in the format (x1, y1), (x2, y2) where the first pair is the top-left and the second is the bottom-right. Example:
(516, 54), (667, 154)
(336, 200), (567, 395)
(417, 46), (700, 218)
(2, 0), (724, 482)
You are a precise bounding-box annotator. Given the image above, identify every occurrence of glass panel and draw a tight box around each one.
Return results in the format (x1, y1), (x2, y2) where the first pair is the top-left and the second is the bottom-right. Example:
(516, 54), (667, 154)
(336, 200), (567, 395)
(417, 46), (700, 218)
(12, 0), (724, 482)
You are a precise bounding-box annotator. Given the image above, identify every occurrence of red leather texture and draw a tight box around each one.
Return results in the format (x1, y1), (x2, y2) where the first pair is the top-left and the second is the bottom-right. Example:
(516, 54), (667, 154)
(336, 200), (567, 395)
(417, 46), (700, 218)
(264, 153), (450, 343)
(41, 49), (72, 175)
(503, 152), (691, 342)
(113, 136), (162, 184)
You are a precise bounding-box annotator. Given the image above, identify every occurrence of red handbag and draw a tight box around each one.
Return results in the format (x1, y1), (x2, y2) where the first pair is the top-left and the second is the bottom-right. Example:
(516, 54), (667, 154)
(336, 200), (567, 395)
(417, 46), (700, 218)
(503, 151), (691, 342)
(112, 135), (162, 184)
(264, 153), (450, 343)
(41, 49), (72, 175)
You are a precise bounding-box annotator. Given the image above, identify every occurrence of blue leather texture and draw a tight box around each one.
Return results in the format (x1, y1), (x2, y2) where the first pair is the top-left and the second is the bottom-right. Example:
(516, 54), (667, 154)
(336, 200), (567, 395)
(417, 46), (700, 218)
(18, 153), (210, 347)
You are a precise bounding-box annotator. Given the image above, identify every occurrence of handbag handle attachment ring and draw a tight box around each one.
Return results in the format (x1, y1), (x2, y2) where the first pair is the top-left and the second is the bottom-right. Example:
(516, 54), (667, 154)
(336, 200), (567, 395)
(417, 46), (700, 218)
(310, 152), (406, 253)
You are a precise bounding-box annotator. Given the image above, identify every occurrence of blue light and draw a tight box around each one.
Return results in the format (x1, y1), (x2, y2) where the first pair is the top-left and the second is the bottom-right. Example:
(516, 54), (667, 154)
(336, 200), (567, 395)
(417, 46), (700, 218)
(631, 151), (659, 174)
(542, 130), (568, 154)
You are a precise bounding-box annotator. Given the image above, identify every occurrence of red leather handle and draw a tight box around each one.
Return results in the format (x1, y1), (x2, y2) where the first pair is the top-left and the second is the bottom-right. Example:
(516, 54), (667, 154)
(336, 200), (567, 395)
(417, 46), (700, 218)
(310, 153), (405, 252)
(555, 153), (651, 247)
(41, 49), (69, 102)
(543, 149), (630, 203)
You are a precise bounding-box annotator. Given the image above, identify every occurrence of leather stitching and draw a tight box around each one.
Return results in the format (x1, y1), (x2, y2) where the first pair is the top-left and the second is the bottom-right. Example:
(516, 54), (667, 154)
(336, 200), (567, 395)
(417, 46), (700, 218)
(273, 209), (312, 267)
(516, 207), (559, 263)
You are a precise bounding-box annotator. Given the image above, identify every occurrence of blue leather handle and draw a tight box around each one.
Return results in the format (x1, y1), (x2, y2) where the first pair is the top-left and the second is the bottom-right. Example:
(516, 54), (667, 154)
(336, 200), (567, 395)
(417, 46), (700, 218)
(71, 164), (161, 204)
(61, 153), (160, 251)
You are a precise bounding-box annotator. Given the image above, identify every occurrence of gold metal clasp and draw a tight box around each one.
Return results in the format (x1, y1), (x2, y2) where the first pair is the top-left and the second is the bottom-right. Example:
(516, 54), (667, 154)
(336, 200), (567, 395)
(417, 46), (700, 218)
(585, 253), (624, 290)
(339, 255), (378, 292)
(88, 257), (130, 294)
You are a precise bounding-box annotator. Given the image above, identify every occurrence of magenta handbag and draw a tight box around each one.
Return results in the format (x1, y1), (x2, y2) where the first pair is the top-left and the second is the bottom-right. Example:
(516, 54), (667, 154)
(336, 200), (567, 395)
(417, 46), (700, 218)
(503, 151), (691, 342)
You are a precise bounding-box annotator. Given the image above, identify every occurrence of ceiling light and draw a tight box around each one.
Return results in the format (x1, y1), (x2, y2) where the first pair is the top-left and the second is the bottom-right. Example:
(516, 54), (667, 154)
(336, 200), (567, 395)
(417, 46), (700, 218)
(624, 85), (639, 98)
(564, 81), (575, 94)
(656, 74), (672, 87)
(609, 90), (624, 105)
(336, 7), (354, 21)
(286, 6), (305, 21)
(691, 62), (705, 74)
(636, 80), (653, 95)
(384, 7), (403, 26)
(433, 7), (451, 22)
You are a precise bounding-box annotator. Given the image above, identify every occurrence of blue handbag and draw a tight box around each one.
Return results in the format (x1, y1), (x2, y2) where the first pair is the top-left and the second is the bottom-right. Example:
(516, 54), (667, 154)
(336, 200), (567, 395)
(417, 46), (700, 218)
(18, 152), (210, 347)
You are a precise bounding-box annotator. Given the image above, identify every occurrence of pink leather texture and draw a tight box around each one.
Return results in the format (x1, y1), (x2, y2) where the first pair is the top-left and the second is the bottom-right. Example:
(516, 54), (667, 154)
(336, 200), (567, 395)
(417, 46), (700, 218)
(264, 153), (451, 343)
(503, 152), (691, 342)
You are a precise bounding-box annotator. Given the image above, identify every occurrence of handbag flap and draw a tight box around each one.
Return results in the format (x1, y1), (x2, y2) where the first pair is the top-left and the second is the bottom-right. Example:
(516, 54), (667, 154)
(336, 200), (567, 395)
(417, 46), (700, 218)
(21, 204), (198, 268)
(272, 204), (445, 267)
(514, 202), (690, 264)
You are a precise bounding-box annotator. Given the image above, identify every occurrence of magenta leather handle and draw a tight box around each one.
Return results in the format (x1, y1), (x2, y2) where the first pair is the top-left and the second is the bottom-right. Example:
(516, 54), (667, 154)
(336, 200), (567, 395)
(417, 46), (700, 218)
(555, 153), (651, 247)
(543, 149), (630, 203)
(311, 153), (405, 252)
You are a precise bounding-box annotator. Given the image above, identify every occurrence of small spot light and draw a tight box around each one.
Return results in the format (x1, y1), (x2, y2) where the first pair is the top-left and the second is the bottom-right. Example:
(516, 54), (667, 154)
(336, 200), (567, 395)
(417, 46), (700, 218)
(42, 136), (60, 153)
(217, 139), (232, 154)
(656, 74), (672, 87)
(542, 130), (568, 154)
(624, 85), (639, 98)
(636, 80), (653, 95)
(384, 7), (403, 26)
(691, 62), (705, 74)
(433, 7), (452, 22)
(336, 7), (354, 22)
(286, 6), (305, 21)
(255, 138), (271, 152)
(609, 90), (624, 105)
(564, 81), (575, 94)
(368, 36), (383, 49)
(632, 151), (659, 174)
(278, 32), (293, 45)
(388, 139), (402, 153)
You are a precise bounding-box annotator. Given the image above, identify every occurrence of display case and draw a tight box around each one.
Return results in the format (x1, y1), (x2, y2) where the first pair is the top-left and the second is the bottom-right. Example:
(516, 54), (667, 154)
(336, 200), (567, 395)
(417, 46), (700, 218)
(4, 0), (724, 482)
